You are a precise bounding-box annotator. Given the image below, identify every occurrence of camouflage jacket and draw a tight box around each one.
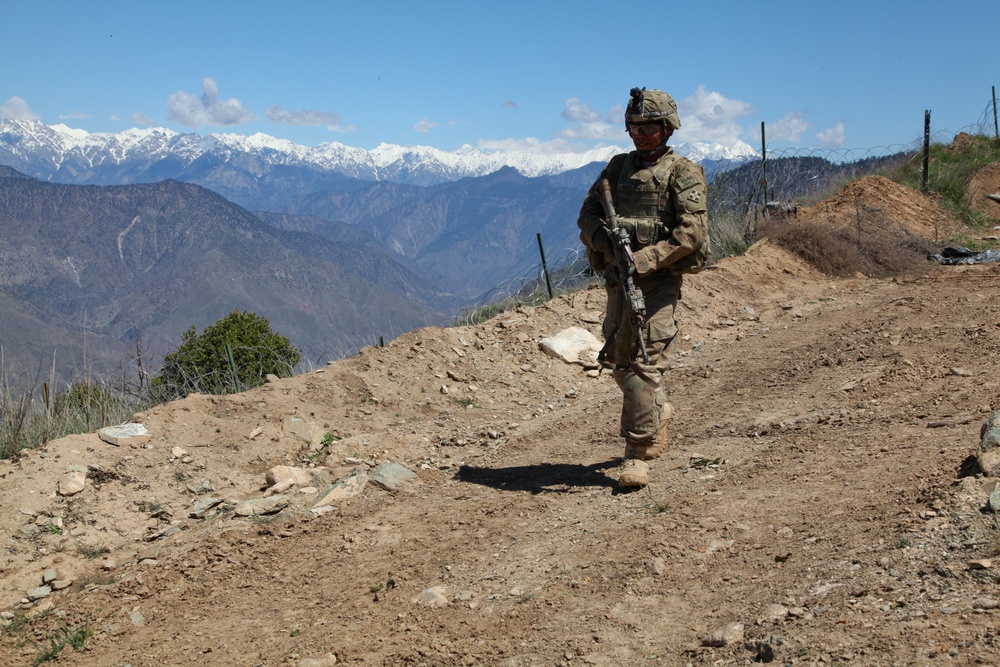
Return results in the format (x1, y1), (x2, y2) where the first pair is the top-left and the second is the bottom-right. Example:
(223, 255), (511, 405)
(577, 148), (709, 275)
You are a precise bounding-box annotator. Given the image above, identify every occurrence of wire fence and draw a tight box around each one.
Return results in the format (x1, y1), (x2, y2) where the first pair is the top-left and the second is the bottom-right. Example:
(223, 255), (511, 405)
(454, 247), (595, 325)
(458, 94), (1000, 323)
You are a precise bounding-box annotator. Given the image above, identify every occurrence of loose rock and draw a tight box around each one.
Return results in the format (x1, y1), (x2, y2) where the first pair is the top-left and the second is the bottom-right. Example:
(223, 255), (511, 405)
(701, 621), (744, 647)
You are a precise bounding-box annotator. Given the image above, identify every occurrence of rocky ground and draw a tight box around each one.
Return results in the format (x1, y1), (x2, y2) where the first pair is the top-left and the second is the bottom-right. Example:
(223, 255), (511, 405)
(4, 173), (1000, 666)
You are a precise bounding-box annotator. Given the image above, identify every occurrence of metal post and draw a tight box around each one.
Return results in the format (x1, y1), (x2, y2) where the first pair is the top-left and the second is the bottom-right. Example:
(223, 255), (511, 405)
(993, 86), (998, 142)
(536, 233), (553, 299)
(760, 121), (768, 206)
(921, 110), (931, 194)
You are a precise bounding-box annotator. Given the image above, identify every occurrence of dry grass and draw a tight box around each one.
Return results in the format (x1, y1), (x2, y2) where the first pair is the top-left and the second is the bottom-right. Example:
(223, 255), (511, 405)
(757, 215), (937, 278)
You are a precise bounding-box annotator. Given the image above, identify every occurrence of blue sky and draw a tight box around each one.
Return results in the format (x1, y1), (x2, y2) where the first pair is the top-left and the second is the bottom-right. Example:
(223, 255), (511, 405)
(2, 0), (996, 154)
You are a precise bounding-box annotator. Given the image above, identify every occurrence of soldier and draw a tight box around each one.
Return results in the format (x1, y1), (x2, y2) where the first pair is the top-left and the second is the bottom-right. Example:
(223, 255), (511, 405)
(577, 87), (709, 489)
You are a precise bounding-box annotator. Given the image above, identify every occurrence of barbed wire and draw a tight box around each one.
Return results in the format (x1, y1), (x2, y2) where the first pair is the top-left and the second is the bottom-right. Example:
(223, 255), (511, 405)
(454, 247), (596, 325)
(454, 97), (1000, 324)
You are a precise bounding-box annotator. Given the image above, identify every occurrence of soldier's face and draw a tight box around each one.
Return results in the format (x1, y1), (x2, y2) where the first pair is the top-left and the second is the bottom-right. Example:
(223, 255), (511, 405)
(628, 123), (663, 152)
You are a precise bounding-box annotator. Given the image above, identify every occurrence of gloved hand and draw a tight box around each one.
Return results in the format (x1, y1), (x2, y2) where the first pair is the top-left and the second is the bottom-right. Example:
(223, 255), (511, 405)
(590, 227), (614, 263)
(632, 246), (655, 275)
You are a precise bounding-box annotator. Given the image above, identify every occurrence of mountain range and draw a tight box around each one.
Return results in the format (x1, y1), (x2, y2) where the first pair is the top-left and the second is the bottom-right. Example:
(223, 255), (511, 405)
(0, 119), (757, 199)
(0, 120), (757, 378)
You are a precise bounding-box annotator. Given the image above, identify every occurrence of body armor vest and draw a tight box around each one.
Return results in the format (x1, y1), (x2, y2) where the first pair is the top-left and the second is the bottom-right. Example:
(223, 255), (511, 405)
(609, 152), (708, 274)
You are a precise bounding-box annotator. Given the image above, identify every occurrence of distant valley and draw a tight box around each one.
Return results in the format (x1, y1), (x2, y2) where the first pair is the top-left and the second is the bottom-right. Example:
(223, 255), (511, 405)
(0, 170), (459, 376)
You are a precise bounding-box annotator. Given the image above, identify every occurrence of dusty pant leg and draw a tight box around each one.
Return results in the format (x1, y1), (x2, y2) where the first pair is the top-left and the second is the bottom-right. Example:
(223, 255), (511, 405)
(619, 363), (665, 444)
(617, 277), (680, 446)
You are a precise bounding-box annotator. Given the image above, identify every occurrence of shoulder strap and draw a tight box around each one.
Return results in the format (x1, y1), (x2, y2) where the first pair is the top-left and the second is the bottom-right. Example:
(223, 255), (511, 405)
(648, 152), (681, 182)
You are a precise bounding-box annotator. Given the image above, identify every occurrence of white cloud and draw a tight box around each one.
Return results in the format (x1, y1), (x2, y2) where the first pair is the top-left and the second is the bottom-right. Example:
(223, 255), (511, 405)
(413, 117), (439, 133)
(816, 122), (846, 148)
(266, 104), (349, 131)
(555, 97), (623, 142)
(58, 111), (90, 120)
(166, 77), (254, 127)
(768, 111), (810, 142)
(0, 96), (40, 120)
(676, 85), (755, 144)
(502, 100), (518, 109)
(131, 112), (158, 127)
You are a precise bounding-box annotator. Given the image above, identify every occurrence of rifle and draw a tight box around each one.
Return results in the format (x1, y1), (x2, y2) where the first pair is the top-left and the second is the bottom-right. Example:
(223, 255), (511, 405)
(597, 179), (650, 366)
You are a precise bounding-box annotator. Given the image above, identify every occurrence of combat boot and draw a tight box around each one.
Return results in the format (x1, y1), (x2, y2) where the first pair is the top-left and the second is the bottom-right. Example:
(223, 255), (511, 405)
(618, 458), (650, 489)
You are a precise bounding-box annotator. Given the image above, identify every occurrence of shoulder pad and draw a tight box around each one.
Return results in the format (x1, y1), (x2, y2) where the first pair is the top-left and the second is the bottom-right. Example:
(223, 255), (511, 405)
(673, 160), (706, 192)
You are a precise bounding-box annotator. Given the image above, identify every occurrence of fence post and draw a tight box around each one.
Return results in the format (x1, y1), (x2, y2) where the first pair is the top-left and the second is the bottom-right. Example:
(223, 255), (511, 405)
(921, 110), (931, 194)
(760, 121), (768, 206)
(993, 85), (998, 143)
(536, 233), (554, 299)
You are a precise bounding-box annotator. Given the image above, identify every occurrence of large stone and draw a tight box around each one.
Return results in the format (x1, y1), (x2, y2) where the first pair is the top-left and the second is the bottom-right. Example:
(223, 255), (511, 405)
(313, 473), (368, 507)
(265, 465), (315, 488)
(189, 497), (224, 519)
(98, 422), (152, 447)
(538, 327), (602, 368)
(412, 586), (449, 608)
(26, 585), (51, 601)
(369, 462), (416, 491)
(702, 621), (744, 647)
(978, 410), (1000, 476)
(57, 471), (86, 496)
(234, 496), (289, 517)
(283, 417), (324, 450)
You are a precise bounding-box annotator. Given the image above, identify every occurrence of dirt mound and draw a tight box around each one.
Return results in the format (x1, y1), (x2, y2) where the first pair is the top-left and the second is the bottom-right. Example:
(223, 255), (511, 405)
(947, 131), (979, 154)
(968, 161), (1000, 227)
(4, 239), (1000, 665)
(798, 174), (965, 242)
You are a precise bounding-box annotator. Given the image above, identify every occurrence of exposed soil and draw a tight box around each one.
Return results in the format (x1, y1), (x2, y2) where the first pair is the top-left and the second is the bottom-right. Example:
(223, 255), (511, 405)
(797, 175), (966, 243)
(4, 170), (1000, 666)
(968, 162), (1000, 227)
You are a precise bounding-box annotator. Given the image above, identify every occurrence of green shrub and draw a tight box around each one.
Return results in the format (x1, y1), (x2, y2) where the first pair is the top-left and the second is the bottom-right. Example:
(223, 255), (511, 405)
(152, 310), (301, 399)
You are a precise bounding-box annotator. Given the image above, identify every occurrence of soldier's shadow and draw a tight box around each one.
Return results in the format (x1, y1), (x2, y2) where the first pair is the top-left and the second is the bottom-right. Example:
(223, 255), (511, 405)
(455, 460), (620, 493)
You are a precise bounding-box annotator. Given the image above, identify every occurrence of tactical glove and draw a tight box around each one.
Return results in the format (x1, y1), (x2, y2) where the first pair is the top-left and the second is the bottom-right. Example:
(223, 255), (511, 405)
(591, 227), (614, 263)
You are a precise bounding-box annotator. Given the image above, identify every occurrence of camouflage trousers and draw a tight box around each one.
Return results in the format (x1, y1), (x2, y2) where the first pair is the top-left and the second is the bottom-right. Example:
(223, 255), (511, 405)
(601, 273), (680, 446)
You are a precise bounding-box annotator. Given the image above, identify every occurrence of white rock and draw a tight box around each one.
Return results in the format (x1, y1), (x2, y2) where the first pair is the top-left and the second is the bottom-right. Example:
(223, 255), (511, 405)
(538, 327), (602, 367)
(760, 603), (788, 622)
(264, 478), (296, 497)
(57, 471), (86, 496)
(702, 621), (744, 647)
(98, 422), (152, 446)
(412, 586), (449, 608)
(313, 474), (368, 506)
(265, 465), (314, 488)
(283, 416), (323, 449)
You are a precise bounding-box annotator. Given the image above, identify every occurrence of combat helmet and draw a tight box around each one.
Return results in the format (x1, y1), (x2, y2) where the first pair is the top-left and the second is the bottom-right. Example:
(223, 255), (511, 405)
(624, 87), (681, 131)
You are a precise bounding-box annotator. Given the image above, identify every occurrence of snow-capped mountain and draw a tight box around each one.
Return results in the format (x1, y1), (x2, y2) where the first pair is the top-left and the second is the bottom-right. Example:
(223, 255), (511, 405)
(677, 139), (759, 163)
(0, 119), (758, 190)
(0, 119), (620, 185)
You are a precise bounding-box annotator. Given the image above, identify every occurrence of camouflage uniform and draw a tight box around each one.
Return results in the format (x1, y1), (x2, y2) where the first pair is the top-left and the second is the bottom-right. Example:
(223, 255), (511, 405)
(577, 89), (708, 478)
